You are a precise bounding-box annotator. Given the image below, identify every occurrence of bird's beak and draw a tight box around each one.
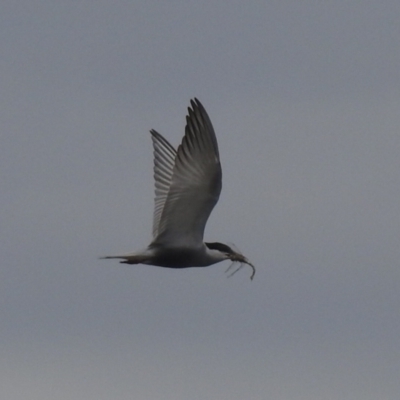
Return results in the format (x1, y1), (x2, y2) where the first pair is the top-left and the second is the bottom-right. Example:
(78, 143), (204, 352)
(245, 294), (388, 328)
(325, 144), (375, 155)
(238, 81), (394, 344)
(227, 252), (256, 280)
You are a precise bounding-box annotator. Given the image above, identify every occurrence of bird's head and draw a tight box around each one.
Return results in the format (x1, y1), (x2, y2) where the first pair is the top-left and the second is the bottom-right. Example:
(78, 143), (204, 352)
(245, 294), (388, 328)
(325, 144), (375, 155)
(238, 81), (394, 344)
(205, 242), (256, 280)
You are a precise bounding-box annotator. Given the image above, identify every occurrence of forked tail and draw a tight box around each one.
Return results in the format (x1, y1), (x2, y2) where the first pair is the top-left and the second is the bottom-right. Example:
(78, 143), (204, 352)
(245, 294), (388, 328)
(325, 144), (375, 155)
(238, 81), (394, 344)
(99, 254), (149, 265)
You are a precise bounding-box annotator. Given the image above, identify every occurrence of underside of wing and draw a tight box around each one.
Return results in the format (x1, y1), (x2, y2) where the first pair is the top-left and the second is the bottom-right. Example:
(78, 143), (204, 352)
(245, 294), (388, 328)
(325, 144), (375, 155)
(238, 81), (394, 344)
(152, 98), (222, 248)
(150, 129), (177, 238)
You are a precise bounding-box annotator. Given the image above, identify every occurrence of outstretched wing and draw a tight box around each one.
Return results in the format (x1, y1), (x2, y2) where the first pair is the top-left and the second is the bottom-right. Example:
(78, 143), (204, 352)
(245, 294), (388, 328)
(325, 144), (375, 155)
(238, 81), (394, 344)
(150, 129), (177, 238)
(151, 98), (222, 248)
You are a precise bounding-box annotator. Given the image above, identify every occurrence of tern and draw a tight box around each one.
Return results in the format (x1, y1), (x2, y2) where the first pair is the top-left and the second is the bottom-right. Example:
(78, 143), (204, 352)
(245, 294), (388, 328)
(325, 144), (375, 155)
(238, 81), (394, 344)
(101, 98), (255, 280)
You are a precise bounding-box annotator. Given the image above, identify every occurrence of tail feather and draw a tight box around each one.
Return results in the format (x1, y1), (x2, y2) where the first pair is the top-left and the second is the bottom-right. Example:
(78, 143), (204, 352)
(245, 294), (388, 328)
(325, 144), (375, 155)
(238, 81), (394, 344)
(99, 254), (149, 265)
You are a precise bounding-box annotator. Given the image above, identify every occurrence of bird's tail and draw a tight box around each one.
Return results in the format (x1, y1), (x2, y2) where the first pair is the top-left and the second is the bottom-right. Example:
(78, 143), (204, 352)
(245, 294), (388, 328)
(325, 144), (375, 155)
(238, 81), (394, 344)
(99, 253), (149, 265)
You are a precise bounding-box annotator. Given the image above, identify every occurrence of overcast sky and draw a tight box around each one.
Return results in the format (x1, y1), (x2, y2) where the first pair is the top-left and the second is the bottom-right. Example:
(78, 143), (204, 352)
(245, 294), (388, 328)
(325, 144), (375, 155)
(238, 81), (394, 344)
(1, 1), (400, 399)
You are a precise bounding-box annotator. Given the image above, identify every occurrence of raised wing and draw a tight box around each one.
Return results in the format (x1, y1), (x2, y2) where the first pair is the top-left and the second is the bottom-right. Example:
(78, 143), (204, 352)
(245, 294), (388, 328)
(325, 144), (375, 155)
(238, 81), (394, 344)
(151, 98), (222, 247)
(150, 129), (177, 238)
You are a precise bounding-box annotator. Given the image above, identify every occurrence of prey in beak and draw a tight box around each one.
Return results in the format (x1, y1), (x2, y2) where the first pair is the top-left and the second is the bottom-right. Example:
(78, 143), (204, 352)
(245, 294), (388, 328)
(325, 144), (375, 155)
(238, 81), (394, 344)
(226, 251), (256, 280)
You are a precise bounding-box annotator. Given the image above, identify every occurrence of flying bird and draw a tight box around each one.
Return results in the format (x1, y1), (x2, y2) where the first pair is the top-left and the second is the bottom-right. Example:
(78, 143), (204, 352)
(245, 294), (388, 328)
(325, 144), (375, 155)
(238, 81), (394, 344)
(101, 98), (255, 280)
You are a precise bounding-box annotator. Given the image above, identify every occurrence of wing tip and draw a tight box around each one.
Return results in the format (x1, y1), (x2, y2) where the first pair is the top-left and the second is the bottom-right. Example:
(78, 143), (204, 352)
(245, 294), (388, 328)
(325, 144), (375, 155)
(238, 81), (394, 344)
(189, 97), (204, 113)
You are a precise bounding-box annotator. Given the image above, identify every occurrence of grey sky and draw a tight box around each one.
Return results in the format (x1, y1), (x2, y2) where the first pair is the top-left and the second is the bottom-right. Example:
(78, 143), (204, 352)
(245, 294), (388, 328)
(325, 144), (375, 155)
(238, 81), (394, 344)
(1, 1), (400, 399)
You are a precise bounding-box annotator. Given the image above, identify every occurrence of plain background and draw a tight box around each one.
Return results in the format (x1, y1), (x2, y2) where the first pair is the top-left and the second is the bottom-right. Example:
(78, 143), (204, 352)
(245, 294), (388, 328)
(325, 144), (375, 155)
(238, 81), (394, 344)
(1, 1), (399, 399)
